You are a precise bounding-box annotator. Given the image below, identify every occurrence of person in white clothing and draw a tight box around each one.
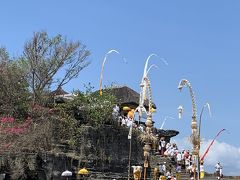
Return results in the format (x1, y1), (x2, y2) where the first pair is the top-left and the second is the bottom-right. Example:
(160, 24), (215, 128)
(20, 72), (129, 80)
(159, 137), (166, 156)
(126, 117), (133, 127)
(166, 142), (171, 150)
(185, 157), (190, 172)
(121, 116), (126, 127)
(219, 163), (223, 178)
(112, 104), (119, 120)
(165, 171), (171, 180)
(215, 162), (223, 179)
(138, 124), (144, 132)
(176, 151), (182, 165)
(162, 162), (166, 175)
(220, 167), (223, 177)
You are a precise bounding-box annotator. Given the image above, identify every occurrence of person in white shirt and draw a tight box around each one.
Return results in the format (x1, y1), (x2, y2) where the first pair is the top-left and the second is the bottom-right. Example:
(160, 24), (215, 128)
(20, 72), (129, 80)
(118, 116), (122, 126)
(162, 162), (166, 175)
(215, 162), (222, 179)
(185, 157), (190, 172)
(176, 151), (182, 164)
(159, 137), (166, 156)
(126, 117), (133, 127)
(219, 165), (223, 178)
(158, 163), (163, 176)
(165, 171), (171, 180)
(138, 124), (144, 132)
(166, 142), (171, 150)
(121, 116), (126, 127)
(112, 104), (119, 120)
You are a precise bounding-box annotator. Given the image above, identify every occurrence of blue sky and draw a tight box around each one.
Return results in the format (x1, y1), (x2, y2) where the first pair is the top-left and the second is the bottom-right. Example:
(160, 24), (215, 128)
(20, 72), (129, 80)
(1, 0), (240, 175)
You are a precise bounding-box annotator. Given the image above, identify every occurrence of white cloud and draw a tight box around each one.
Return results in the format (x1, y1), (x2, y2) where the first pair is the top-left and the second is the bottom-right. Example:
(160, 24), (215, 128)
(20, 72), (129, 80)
(172, 137), (240, 176)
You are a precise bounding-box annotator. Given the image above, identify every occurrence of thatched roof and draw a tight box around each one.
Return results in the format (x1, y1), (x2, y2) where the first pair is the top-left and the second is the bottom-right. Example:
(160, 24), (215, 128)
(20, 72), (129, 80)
(50, 87), (69, 96)
(50, 87), (72, 103)
(103, 86), (157, 110)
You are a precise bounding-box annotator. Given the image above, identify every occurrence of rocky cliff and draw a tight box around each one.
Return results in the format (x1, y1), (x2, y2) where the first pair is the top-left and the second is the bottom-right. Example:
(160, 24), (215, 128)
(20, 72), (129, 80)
(0, 125), (179, 180)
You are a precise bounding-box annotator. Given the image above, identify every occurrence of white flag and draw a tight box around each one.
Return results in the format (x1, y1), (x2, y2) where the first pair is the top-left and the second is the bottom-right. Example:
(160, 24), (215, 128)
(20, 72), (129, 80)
(128, 123), (133, 140)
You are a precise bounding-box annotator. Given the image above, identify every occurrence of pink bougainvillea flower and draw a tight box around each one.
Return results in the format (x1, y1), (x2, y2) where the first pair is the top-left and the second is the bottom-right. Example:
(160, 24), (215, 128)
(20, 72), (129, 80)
(1, 117), (15, 123)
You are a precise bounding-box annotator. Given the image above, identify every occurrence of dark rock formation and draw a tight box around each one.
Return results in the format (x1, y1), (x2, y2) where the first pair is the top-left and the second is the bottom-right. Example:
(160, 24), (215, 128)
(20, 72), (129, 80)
(156, 129), (179, 143)
(0, 125), (180, 179)
(0, 125), (144, 179)
(73, 125), (144, 173)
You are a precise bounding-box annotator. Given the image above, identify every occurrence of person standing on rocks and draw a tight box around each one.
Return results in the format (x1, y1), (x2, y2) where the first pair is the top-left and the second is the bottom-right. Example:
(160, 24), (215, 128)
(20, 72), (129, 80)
(159, 137), (166, 156)
(158, 163), (164, 176)
(162, 162), (166, 176)
(112, 104), (120, 120)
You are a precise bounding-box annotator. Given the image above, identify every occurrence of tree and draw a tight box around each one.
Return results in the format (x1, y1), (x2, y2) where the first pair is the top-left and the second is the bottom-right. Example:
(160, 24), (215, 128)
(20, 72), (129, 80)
(23, 31), (91, 104)
(58, 84), (117, 127)
(0, 48), (30, 118)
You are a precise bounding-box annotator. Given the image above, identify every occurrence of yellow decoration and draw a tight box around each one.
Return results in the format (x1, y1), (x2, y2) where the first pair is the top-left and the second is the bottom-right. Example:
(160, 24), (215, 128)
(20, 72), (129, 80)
(123, 106), (131, 111)
(133, 170), (141, 180)
(160, 175), (166, 180)
(78, 168), (89, 175)
(176, 172), (181, 180)
(200, 172), (205, 179)
(127, 109), (135, 118)
(151, 108), (156, 113)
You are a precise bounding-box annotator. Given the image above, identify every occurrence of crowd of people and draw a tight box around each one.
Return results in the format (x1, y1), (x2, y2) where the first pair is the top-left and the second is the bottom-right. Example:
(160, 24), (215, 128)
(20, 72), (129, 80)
(112, 104), (145, 132)
(112, 105), (223, 180)
(156, 141), (224, 180)
(156, 137), (199, 180)
(158, 138), (224, 179)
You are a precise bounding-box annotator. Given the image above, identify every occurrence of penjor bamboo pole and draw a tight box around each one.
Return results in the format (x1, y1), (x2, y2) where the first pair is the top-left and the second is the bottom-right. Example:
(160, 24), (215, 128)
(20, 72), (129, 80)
(144, 166), (147, 180)
(127, 136), (132, 180)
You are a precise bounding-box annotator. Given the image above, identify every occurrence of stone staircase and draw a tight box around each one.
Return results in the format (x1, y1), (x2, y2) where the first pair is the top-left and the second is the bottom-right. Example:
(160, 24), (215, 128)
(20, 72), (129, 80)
(149, 154), (191, 180)
(149, 155), (176, 179)
(179, 169), (190, 180)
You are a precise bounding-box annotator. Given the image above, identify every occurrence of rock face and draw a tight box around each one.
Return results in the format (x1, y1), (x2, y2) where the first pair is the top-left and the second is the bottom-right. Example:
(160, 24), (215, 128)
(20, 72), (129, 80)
(73, 125), (144, 173)
(156, 129), (179, 143)
(0, 125), (143, 179)
(0, 125), (179, 179)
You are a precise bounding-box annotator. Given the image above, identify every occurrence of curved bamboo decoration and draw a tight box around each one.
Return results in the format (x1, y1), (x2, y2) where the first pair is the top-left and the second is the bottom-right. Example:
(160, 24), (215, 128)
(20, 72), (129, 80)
(138, 54), (166, 117)
(199, 103), (211, 144)
(178, 79), (197, 119)
(99, 50), (121, 96)
(178, 79), (199, 158)
(144, 76), (153, 116)
(198, 103), (211, 179)
(136, 54), (168, 180)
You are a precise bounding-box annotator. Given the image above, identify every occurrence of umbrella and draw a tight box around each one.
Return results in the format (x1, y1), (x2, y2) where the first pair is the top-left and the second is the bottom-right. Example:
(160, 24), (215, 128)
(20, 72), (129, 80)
(78, 168), (89, 175)
(61, 170), (72, 176)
